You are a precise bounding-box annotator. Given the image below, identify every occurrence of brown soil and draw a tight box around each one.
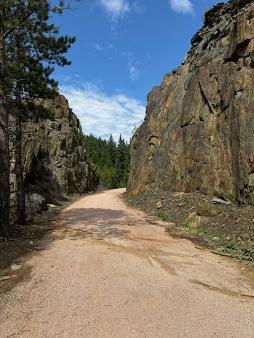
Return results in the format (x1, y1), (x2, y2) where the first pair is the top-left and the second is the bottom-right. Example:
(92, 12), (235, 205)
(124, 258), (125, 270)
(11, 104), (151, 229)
(124, 188), (254, 264)
(0, 189), (254, 337)
(0, 195), (82, 293)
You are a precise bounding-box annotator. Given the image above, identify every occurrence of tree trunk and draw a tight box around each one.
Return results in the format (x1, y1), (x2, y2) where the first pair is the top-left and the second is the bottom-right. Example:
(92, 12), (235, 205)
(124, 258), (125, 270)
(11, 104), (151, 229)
(15, 105), (26, 224)
(0, 34), (10, 237)
(14, 35), (26, 225)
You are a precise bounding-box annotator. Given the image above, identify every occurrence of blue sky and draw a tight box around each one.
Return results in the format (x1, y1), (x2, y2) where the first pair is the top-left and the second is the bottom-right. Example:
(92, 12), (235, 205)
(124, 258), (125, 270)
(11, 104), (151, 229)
(53, 0), (225, 140)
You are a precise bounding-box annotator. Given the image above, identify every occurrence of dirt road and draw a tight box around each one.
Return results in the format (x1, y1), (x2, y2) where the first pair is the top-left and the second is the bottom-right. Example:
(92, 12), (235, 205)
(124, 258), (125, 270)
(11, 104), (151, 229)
(0, 189), (254, 337)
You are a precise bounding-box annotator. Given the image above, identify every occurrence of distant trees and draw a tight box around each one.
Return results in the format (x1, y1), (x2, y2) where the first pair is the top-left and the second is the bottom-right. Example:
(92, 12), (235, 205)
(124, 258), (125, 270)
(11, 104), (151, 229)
(0, 1), (75, 237)
(115, 135), (130, 188)
(84, 134), (130, 189)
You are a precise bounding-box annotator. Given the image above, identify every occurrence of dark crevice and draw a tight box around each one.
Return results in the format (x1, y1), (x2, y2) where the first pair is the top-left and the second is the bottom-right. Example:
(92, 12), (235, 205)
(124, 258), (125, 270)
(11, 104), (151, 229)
(225, 39), (251, 63)
(229, 91), (242, 202)
(198, 81), (215, 115)
(180, 121), (192, 129)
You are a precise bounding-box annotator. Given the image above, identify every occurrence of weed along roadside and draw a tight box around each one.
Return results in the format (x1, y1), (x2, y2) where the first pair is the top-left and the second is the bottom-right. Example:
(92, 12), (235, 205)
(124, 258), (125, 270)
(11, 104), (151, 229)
(124, 191), (254, 266)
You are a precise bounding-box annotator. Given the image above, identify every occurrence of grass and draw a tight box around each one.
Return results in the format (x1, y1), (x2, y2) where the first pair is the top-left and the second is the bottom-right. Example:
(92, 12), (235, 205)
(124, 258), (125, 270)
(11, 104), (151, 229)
(123, 195), (254, 266)
(157, 210), (170, 221)
(173, 217), (254, 264)
(178, 220), (193, 229)
(221, 238), (254, 262)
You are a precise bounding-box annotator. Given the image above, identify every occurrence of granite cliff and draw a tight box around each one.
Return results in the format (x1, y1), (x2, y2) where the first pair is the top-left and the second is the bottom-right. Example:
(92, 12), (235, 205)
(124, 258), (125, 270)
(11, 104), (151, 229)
(128, 0), (254, 204)
(12, 95), (99, 207)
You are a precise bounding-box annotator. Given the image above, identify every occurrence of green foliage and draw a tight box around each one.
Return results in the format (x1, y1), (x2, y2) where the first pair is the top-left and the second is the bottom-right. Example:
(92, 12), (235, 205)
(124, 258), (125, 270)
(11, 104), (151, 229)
(4, 1), (75, 114)
(157, 210), (169, 221)
(0, 0), (75, 228)
(182, 221), (193, 229)
(84, 134), (130, 189)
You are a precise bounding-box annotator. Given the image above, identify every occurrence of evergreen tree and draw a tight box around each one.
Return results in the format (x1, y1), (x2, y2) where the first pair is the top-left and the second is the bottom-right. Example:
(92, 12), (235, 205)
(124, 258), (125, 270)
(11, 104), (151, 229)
(84, 134), (130, 189)
(10, 4), (75, 224)
(108, 134), (116, 166)
(115, 135), (130, 188)
(0, 0), (75, 236)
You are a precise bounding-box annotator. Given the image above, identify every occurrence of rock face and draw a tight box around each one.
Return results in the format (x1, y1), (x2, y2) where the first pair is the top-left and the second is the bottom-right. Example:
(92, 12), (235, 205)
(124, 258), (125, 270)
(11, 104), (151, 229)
(21, 95), (99, 203)
(128, 0), (254, 203)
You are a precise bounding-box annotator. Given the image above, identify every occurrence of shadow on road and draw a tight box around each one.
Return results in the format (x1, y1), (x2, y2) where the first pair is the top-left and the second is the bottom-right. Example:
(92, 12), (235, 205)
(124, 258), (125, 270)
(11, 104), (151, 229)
(55, 208), (139, 240)
(0, 202), (142, 293)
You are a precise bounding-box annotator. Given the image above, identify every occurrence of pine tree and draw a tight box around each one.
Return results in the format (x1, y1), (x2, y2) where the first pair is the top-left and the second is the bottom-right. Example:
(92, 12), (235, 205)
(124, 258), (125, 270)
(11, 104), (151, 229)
(108, 134), (116, 166)
(84, 134), (131, 189)
(0, 0), (75, 236)
(11, 4), (75, 224)
(115, 135), (129, 188)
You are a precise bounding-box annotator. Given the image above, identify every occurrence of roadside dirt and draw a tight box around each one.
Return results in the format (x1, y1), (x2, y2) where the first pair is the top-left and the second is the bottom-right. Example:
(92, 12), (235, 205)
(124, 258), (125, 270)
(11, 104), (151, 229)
(125, 189), (254, 263)
(0, 189), (254, 338)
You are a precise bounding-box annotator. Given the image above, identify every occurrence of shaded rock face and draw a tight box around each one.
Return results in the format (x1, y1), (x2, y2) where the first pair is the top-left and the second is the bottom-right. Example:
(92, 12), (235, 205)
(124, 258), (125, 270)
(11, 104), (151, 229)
(22, 95), (99, 203)
(128, 0), (254, 203)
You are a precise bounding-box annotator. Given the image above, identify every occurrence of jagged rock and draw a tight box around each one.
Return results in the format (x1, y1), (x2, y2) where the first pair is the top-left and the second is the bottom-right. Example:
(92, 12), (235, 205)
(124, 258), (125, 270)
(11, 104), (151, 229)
(128, 0), (254, 204)
(21, 95), (99, 203)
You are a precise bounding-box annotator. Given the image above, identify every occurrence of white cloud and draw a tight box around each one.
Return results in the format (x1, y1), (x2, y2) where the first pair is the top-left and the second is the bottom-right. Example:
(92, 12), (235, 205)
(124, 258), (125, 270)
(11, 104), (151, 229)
(99, 0), (130, 21)
(169, 0), (194, 14)
(94, 43), (104, 52)
(128, 62), (140, 81)
(60, 83), (146, 140)
(121, 52), (141, 81)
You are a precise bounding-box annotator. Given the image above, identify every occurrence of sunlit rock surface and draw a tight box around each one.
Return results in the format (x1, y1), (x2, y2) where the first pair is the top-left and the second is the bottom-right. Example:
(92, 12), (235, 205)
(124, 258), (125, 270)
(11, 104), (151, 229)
(22, 95), (99, 203)
(128, 0), (254, 203)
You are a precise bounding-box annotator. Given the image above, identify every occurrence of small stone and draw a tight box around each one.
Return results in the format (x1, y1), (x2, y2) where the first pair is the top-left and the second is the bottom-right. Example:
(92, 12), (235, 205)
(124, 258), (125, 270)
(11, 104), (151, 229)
(241, 233), (250, 240)
(212, 197), (231, 205)
(47, 204), (57, 208)
(156, 201), (163, 209)
(11, 264), (22, 271)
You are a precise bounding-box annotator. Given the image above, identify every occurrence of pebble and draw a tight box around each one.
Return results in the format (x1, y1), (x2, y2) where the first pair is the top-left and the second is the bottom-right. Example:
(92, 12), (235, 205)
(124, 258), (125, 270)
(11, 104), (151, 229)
(11, 264), (22, 271)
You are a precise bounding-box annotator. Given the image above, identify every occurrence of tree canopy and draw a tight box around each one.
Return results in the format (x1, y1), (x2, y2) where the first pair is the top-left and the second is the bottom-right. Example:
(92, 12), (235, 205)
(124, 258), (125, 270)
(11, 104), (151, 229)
(84, 134), (130, 189)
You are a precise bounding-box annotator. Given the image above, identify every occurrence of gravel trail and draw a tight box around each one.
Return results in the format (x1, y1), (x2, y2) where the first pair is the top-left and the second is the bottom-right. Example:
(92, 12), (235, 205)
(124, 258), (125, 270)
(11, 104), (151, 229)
(0, 189), (254, 338)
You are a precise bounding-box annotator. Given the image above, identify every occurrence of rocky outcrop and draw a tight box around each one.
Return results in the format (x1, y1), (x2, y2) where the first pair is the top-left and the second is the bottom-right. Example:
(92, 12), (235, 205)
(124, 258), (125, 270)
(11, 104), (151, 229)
(20, 95), (99, 203)
(128, 0), (254, 203)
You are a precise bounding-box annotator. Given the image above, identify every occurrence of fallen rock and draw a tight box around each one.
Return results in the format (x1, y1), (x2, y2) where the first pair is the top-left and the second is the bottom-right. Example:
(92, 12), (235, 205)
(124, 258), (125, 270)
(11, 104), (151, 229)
(212, 197), (231, 205)
(187, 212), (203, 228)
(196, 201), (220, 217)
(11, 264), (22, 271)
(156, 201), (163, 209)
(47, 204), (57, 208)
